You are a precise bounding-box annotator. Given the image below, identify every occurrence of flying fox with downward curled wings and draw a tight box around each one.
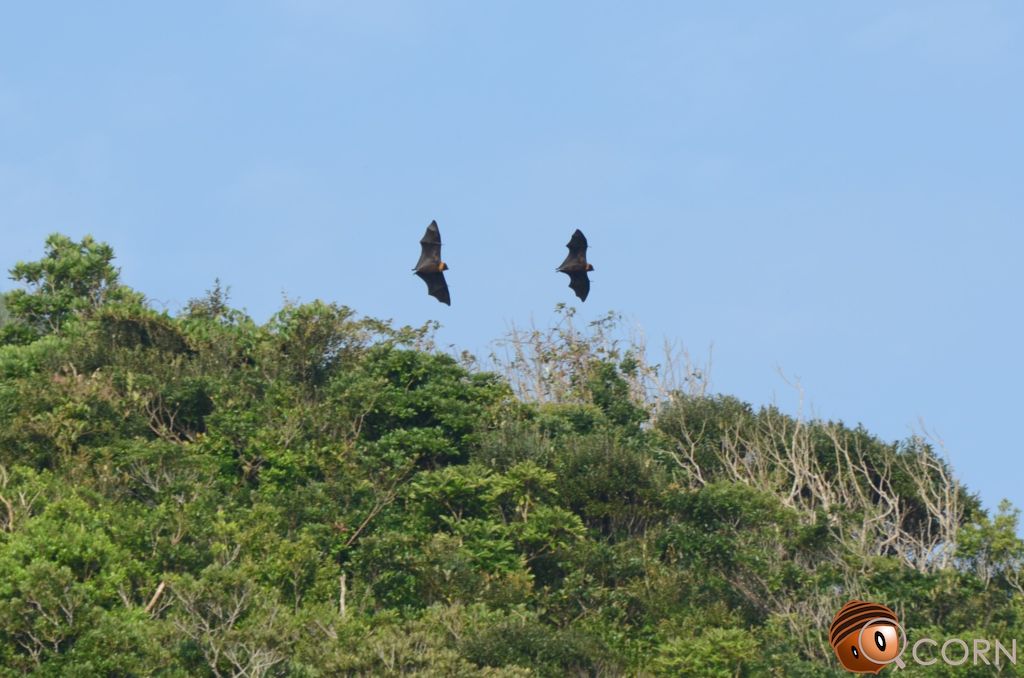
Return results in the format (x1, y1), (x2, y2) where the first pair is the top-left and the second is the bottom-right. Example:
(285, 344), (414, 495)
(413, 220), (451, 305)
(556, 229), (594, 302)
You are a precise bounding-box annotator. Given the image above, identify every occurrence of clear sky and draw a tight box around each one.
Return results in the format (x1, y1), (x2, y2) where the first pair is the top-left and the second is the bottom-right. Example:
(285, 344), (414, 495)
(2, 3), (1022, 515)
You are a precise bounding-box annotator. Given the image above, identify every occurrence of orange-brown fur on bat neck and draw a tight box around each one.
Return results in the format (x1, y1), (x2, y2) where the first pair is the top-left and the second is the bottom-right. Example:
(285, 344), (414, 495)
(412, 262), (449, 273)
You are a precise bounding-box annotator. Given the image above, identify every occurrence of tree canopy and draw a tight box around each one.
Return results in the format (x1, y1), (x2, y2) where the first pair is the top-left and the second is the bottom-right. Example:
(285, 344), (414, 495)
(0, 234), (1020, 676)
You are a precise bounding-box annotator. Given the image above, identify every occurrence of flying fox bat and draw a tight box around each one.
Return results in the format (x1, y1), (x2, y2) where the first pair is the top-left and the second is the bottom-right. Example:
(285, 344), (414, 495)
(413, 220), (451, 305)
(556, 229), (594, 302)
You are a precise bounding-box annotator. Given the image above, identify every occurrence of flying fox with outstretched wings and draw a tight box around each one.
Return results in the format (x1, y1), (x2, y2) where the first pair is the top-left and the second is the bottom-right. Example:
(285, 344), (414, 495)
(556, 229), (594, 302)
(413, 221), (451, 305)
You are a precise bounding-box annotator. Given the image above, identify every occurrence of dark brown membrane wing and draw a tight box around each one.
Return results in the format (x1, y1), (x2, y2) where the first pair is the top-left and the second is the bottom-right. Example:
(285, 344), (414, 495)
(416, 270), (450, 305)
(416, 221), (442, 271)
(566, 270), (590, 302)
(558, 252), (583, 271)
(566, 229), (588, 254)
(558, 229), (589, 271)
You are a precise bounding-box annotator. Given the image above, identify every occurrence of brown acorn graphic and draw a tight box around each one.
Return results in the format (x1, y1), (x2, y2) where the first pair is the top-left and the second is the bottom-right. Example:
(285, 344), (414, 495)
(829, 600), (903, 674)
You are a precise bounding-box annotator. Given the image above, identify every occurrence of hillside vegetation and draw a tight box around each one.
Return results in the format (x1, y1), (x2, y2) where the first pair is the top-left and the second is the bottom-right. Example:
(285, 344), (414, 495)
(1, 235), (1022, 676)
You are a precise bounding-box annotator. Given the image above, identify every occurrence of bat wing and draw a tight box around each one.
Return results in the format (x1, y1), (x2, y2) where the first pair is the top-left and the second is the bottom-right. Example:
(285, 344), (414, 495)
(416, 270), (451, 305)
(415, 221), (443, 271)
(566, 229), (588, 254)
(565, 270), (590, 302)
(558, 228), (589, 271)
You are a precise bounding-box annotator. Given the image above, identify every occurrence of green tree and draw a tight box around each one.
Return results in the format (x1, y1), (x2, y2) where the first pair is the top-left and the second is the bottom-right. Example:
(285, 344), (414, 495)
(2, 232), (1023, 676)
(2, 234), (142, 343)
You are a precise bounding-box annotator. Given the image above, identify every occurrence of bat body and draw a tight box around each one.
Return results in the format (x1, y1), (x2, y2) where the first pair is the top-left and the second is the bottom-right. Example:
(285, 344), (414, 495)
(413, 221), (451, 305)
(556, 229), (594, 302)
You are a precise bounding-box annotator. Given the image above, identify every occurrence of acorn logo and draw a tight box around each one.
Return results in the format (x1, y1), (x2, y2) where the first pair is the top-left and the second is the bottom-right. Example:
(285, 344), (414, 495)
(829, 600), (906, 673)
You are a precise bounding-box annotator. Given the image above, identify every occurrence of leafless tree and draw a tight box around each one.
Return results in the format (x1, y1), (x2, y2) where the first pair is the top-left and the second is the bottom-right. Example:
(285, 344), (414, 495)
(170, 574), (291, 678)
(488, 305), (710, 417)
(0, 465), (41, 533)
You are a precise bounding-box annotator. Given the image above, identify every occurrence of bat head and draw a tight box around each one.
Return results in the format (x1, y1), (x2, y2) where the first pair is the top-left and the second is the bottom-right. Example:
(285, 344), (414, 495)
(586, 263), (594, 272)
(439, 261), (449, 271)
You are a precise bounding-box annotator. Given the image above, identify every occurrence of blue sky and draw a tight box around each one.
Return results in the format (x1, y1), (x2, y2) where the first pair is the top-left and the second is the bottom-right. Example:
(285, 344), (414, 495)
(2, 2), (1022, 515)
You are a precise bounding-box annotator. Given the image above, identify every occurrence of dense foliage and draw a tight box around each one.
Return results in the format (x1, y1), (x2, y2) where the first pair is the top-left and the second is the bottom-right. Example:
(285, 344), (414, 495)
(1, 235), (1022, 676)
